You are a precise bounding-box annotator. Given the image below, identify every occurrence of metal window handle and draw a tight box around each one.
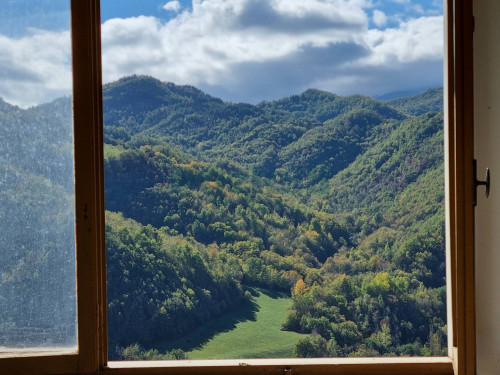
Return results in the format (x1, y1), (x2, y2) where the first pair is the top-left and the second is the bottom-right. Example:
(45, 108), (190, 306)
(474, 159), (490, 206)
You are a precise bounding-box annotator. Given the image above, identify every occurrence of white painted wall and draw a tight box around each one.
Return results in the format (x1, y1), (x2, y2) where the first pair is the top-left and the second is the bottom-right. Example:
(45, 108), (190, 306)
(474, 0), (500, 373)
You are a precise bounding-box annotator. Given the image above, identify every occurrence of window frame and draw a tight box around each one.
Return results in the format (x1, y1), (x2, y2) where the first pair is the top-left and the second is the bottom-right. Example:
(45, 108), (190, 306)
(0, 1), (105, 373)
(445, 0), (476, 374)
(0, 0), (475, 373)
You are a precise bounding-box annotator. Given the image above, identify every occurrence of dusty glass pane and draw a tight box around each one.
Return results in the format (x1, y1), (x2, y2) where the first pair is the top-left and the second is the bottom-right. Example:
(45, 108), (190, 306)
(0, 0), (76, 351)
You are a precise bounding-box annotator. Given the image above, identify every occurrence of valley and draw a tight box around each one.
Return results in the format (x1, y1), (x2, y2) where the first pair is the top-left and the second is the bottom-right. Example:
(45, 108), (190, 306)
(0, 76), (446, 358)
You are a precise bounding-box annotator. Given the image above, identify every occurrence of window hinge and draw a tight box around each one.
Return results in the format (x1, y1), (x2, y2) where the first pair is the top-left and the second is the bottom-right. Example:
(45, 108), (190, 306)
(474, 159), (490, 206)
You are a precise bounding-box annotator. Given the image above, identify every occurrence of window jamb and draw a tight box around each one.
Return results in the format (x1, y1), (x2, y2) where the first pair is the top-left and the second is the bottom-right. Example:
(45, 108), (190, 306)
(445, 0), (476, 374)
(72, 0), (106, 372)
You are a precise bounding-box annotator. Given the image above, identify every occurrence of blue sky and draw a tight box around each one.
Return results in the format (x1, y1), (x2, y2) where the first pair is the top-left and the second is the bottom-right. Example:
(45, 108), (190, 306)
(101, 0), (193, 22)
(0, 0), (443, 107)
(0, 0), (70, 37)
(100, 0), (442, 29)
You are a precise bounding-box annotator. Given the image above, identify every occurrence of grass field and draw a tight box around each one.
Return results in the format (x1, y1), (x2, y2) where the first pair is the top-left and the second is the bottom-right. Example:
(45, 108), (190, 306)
(158, 289), (306, 359)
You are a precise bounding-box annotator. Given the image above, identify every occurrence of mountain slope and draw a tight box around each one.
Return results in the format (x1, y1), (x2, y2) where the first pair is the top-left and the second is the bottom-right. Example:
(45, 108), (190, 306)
(0, 77), (447, 357)
(322, 112), (444, 215)
(100, 77), (447, 357)
(103, 77), (411, 189)
(0, 98), (76, 346)
(387, 87), (443, 116)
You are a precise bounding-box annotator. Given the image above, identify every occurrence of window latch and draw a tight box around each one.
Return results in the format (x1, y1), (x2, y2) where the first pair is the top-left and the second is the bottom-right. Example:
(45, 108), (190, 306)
(474, 159), (490, 206)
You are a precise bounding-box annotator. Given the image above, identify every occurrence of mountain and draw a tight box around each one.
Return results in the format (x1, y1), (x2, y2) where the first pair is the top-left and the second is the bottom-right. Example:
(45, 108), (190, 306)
(1, 76), (447, 357)
(103, 77), (407, 187)
(103, 75), (262, 149)
(0, 97), (18, 113)
(387, 87), (443, 116)
(0, 98), (76, 346)
(100, 77), (447, 357)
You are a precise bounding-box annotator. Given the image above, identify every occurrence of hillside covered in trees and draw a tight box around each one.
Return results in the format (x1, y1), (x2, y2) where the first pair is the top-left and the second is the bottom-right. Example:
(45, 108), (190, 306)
(0, 97), (76, 347)
(0, 76), (446, 358)
(102, 76), (446, 358)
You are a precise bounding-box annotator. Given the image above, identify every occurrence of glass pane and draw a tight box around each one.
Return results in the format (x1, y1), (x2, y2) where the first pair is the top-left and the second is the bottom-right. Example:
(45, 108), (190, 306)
(103, 0), (445, 360)
(0, 0), (76, 353)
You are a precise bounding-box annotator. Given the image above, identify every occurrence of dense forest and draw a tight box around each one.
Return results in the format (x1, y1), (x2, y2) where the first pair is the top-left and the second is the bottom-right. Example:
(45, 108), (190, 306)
(102, 76), (446, 358)
(0, 76), (446, 358)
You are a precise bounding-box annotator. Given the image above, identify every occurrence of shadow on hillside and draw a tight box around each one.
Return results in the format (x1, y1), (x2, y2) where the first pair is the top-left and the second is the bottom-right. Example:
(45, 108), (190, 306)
(154, 296), (259, 353)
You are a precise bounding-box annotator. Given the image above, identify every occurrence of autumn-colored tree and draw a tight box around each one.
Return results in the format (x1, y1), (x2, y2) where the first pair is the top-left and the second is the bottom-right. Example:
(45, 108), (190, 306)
(293, 278), (307, 295)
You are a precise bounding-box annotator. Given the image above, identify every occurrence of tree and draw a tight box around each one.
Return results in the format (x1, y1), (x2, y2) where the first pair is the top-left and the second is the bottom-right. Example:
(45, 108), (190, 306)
(294, 336), (328, 357)
(293, 279), (307, 295)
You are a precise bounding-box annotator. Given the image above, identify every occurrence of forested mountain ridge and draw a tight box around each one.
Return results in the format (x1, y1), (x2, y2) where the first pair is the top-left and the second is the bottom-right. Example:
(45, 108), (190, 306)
(103, 76), (262, 149)
(100, 77), (446, 358)
(103, 76), (409, 188)
(0, 95), (76, 346)
(0, 98), (18, 113)
(386, 87), (443, 116)
(0, 77), (446, 358)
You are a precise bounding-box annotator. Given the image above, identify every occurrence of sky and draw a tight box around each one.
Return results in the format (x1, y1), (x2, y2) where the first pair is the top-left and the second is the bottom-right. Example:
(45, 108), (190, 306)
(0, 0), (443, 107)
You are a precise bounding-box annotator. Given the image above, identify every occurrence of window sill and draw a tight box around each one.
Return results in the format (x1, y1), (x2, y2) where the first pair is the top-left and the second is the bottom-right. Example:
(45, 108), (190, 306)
(0, 347), (77, 358)
(106, 357), (454, 375)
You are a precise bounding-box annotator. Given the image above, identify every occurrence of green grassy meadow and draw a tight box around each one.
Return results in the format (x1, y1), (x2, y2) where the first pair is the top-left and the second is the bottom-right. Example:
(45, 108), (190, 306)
(160, 289), (306, 359)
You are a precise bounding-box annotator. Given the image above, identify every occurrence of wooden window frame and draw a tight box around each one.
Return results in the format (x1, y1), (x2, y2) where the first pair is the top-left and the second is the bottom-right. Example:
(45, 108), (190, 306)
(0, 1), (105, 374)
(0, 0), (475, 374)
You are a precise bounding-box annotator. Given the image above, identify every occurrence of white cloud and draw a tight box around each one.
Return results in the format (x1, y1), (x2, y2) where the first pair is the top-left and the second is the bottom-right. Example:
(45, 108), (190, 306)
(373, 10), (387, 27)
(101, 0), (372, 102)
(330, 16), (443, 97)
(0, 0), (444, 106)
(362, 16), (443, 65)
(100, 0), (443, 102)
(163, 1), (181, 12)
(0, 29), (72, 108)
